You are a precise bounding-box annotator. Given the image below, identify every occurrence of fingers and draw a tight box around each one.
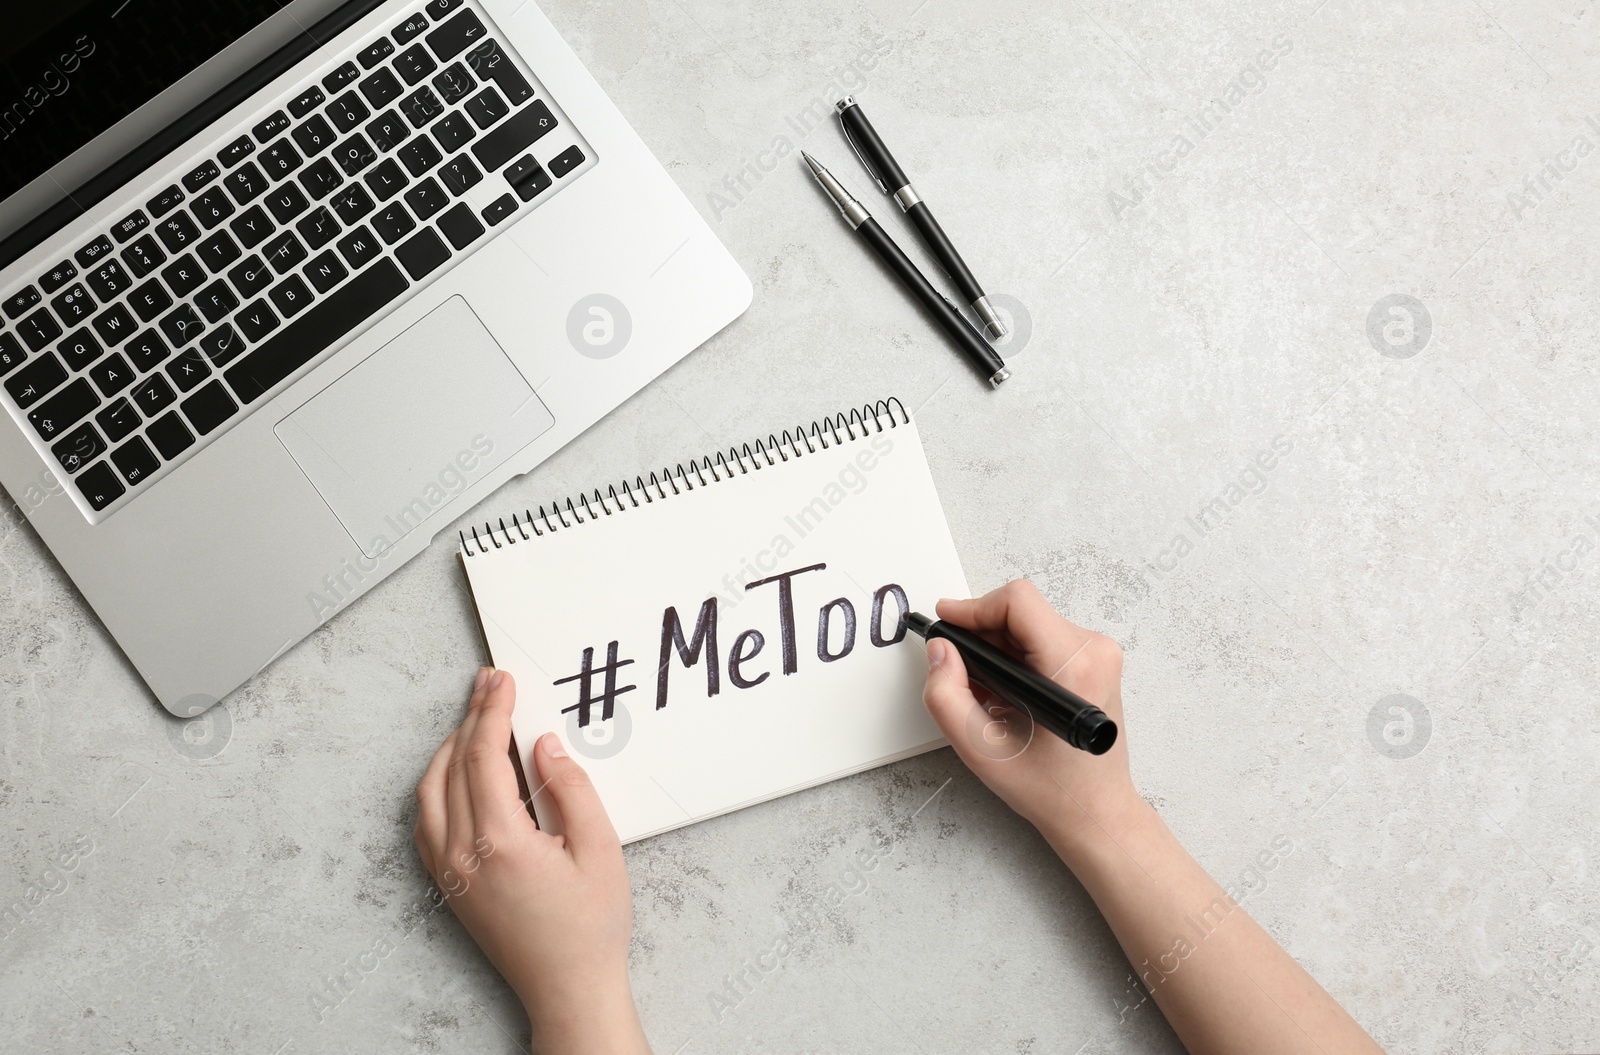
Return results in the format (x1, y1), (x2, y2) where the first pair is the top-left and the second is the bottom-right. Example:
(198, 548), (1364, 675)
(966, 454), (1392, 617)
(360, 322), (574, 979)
(936, 580), (1093, 677)
(463, 669), (528, 835)
(921, 637), (998, 775)
(415, 729), (457, 869)
(531, 731), (621, 863)
(445, 668), (493, 859)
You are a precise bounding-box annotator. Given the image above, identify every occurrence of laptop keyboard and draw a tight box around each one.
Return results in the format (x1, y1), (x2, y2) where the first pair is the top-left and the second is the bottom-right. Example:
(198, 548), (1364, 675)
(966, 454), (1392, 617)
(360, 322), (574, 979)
(0, 0), (593, 521)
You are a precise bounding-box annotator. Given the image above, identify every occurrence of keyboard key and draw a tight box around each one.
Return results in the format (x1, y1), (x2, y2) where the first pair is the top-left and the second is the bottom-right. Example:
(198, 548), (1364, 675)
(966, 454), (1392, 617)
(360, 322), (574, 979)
(296, 206), (341, 250)
(159, 304), (204, 348)
(191, 187), (236, 229)
(432, 111), (476, 153)
(359, 38), (395, 70)
(112, 210), (150, 243)
(86, 259), (132, 301)
(0, 332), (25, 376)
(198, 324), (246, 367)
(269, 275), (314, 318)
(52, 422), (105, 474)
(58, 328), (104, 371)
(122, 234), (167, 278)
(438, 154), (482, 196)
(5, 353), (67, 407)
(473, 101), (556, 171)
(482, 193), (516, 226)
(166, 347), (212, 391)
(394, 13), (430, 45)
(4, 286), (40, 318)
(39, 261), (78, 294)
(324, 61), (361, 93)
(195, 280), (240, 323)
(464, 87), (507, 130)
(111, 436), (159, 486)
(196, 231), (242, 273)
(337, 226), (381, 270)
(433, 63), (475, 105)
(396, 44), (438, 86)
(51, 283), (96, 325)
(289, 86), (326, 119)
(373, 201), (416, 244)
(235, 300), (280, 342)
(230, 256), (274, 298)
(182, 379), (238, 434)
(299, 158), (345, 201)
(76, 236), (116, 269)
(230, 205), (276, 249)
(125, 330), (171, 372)
(507, 154), (550, 200)
(266, 182), (310, 223)
(292, 114), (337, 157)
(332, 134), (378, 178)
(131, 373), (177, 416)
(331, 184), (376, 223)
(75, 461), (125, 510)
(329, 92), (370, 133)
(260, 139), (304, 180)
(97, 398), (141, 443)
(225, 161), (270, 204)
(89, 352), (135, 396)
(303, 249), (348, 293)
(146, 411), (194, 459)
(91, 304), (137, 345)
(364, 158), (409, 200)
(128, 279), (173, 323)
(183, 160), (221, 193)
(425, 0), (463, 17)
(428, 10), (488, 62)
(438, 202), (484, 250)
(551, 148), (588, 180)
(404, 177), (449, 220)
(367, 110), (409, 153)
(219, 135), (255, 168)
(155, 213), (201, 253)
(225, 259), (408, 404)
(399, 135), (443, 176)
(360, 67), (403, 109)
(264, 231), (308, 274)
(163, 254), (207, 295)
(254, 110), (291, 142)
(395, 227), (450, 280)
(147, 185), (186, 218)
(27, 377), (99, 441)
(465, 40), (533, 104)
(400, 86), (444, 128)
(17, 308), (63, 352)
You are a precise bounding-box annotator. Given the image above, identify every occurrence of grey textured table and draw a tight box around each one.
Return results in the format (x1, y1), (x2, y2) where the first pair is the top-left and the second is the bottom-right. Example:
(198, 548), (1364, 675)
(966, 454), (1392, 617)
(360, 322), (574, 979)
(6, 1), (1599, 1052)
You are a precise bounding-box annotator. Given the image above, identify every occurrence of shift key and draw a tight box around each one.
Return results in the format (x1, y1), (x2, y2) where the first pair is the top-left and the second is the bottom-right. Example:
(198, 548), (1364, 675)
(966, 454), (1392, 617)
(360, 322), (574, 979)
(471, 100), (556, 172)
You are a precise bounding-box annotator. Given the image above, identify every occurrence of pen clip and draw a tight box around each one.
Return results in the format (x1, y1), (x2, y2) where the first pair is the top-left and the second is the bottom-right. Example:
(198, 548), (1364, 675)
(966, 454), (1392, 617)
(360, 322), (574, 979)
(839, 116), (888, 196)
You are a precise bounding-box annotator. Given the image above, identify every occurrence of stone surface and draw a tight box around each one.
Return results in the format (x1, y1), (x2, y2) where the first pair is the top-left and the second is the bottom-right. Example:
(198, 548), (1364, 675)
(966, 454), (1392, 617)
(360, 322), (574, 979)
(5, 0), (1600, 1052)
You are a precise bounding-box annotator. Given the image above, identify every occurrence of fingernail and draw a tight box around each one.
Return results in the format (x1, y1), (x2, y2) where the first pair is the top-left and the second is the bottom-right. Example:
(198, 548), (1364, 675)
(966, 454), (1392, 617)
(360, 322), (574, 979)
(927, 639), (948, 668)
(474, 667), (490, 690)
(489, 669), (505, 690)
(543, 733), (568, 758)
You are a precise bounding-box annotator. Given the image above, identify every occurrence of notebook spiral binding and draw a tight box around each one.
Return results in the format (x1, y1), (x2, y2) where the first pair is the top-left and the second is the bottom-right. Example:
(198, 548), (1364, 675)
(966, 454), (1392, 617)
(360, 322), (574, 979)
(459, 397), (909, 557)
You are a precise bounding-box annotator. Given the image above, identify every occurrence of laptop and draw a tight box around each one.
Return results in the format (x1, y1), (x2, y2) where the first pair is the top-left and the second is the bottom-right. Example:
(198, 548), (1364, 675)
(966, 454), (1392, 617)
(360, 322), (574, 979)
(0, 0), (751, 717)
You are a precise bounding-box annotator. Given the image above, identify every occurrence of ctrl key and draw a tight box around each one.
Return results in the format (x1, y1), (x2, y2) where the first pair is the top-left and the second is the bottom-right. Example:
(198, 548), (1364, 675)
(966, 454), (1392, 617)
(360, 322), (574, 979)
(75, 461), (125, 511)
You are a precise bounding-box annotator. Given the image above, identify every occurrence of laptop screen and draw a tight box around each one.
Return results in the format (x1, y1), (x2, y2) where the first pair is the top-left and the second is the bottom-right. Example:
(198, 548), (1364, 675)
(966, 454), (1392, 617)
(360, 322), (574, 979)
(0, 0), (290, 201)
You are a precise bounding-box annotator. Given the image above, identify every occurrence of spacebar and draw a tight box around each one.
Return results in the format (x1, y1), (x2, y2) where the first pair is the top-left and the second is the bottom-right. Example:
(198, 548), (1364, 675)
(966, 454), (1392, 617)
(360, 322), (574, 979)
(225, 259), (409, 404)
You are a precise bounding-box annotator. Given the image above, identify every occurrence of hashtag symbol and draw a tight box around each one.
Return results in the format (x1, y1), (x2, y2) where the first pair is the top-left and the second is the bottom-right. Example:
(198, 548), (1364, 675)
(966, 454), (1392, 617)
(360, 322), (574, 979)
(554, 640), (636, 727)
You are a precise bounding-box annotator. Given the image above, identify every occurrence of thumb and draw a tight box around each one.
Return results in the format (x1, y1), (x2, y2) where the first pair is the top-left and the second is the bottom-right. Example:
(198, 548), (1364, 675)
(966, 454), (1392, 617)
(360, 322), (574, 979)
(922, 638), (1032, 772)
(532, 732), (622, 859)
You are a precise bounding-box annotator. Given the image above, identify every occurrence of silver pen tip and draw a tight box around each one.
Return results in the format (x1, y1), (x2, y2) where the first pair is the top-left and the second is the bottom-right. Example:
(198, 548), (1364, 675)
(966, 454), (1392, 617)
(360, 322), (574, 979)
(990, 367), (1012, 387)
(835, 96), (854, 113)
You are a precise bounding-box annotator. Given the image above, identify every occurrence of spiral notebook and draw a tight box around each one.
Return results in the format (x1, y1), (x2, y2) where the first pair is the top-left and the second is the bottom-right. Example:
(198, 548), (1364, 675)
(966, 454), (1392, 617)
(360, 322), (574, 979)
(457, 399), (969, 843)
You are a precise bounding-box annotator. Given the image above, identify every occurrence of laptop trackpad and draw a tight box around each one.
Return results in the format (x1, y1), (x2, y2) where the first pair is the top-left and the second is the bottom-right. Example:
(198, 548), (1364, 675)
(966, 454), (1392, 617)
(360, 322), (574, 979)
(276, 296), (554, 557)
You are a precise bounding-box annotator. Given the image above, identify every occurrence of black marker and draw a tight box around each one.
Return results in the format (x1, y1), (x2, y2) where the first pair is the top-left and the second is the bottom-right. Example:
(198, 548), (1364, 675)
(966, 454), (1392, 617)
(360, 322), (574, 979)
(906, 612), (1118, 755)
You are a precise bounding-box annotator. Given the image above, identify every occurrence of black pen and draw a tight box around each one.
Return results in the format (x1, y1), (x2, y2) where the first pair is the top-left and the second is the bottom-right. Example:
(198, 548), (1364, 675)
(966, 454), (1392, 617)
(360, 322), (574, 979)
(835, 96), (1008, 340)
(906, 612), (1118, 755)
(801, 151), (1009, 387)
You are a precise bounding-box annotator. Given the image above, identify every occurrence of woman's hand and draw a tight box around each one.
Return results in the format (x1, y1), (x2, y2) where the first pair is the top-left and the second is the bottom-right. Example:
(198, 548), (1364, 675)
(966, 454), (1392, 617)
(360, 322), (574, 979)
(414, 668), (652, 1055)
(920, 580), (1146, 854)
